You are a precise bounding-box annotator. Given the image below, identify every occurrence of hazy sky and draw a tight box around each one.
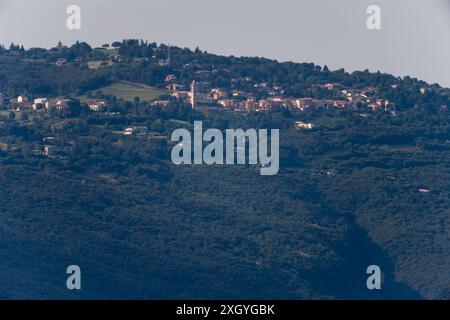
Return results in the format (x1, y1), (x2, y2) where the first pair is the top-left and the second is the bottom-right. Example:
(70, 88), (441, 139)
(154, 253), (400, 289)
(0, 0), (449, 87)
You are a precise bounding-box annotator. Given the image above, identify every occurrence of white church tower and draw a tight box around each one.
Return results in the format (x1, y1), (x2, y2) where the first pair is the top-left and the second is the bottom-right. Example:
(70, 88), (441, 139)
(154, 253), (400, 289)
(190, 80), (196, 109)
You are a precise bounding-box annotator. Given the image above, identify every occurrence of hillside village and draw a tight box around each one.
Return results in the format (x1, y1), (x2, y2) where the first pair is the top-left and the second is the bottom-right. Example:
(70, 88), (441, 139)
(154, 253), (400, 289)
(0, 41), (409, 117)
(0, 79), (395, 114)
(0, 40), (448, 159)
(0, 79), (396, 124)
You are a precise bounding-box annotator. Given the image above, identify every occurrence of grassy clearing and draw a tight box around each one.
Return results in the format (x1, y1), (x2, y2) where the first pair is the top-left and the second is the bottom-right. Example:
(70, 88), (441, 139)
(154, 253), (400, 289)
(96, 81), (166, 102)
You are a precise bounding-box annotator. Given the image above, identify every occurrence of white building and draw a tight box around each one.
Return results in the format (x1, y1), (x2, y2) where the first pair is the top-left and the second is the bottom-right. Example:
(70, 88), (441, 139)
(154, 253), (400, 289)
(295, 121), (314, 129)
(17, 96), (27, 103)
(124, 126), (148, 136)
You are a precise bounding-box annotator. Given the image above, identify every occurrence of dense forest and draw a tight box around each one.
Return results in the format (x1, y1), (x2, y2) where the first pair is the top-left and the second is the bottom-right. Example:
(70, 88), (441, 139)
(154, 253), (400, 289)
(0, 41), (448, 299)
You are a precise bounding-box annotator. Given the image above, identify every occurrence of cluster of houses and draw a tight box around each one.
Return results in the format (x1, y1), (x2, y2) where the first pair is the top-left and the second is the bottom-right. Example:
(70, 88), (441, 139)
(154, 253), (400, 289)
(162, 75), (393, 113)
(0, 72), (395, 119)
(1, 80), (392, 117)
(0, 94), (108, 113)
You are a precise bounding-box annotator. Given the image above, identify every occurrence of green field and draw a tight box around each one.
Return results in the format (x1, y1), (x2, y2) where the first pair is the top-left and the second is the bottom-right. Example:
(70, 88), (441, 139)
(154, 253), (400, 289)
(97, 81), (167, 102)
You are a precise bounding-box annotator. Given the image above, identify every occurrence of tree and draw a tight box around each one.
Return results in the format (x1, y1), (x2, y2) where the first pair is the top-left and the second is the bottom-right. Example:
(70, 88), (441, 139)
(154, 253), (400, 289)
(67, 100), (83, 118)
(66, 50), (76, 61)
(112, 42), (122, 49)
(21, 112), (29, 121)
